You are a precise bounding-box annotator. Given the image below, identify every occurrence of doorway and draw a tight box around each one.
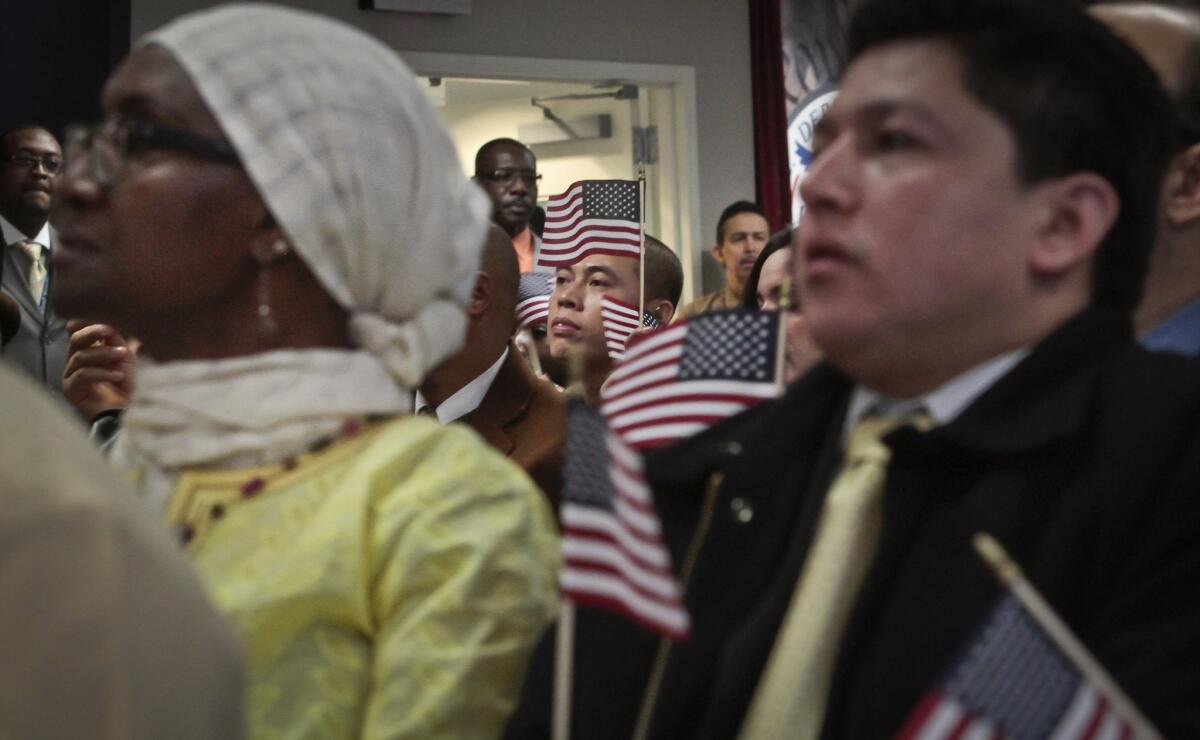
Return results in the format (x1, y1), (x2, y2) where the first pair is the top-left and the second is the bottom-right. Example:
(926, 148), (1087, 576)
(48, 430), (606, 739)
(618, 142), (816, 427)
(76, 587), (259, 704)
(406, 52), (703, 302)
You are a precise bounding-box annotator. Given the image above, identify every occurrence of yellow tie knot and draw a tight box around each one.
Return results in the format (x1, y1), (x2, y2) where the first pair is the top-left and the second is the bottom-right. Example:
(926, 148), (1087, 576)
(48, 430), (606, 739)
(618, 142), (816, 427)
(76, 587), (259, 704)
(846, 409), (931, 465)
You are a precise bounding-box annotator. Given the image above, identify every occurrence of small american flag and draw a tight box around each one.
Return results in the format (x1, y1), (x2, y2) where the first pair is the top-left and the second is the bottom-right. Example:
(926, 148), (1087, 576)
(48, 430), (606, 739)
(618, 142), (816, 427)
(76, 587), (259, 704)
(560, 398), (690, 640)
(601, 295), (661, 360)
(536, 180), (641, 269)
(897, 596), (1142, 740)
(601, 308), (779, 450)
(516, 272), (555, 330)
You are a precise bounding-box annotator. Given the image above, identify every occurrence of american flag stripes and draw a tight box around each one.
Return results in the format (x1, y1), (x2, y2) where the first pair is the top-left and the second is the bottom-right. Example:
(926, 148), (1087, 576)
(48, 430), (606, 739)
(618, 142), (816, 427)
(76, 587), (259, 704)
(600, 295), (661, 360)
(536, 180), (642, 270)
(601, 309), (779, 450)
(896, 596), (1141, 740)
(516, 272), (555, 330)
(559, 398), (690, 640)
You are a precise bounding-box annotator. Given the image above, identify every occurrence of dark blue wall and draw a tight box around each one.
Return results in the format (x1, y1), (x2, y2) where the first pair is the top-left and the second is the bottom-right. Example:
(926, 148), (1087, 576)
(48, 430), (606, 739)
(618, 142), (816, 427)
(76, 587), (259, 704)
(1, 0), (131, 139)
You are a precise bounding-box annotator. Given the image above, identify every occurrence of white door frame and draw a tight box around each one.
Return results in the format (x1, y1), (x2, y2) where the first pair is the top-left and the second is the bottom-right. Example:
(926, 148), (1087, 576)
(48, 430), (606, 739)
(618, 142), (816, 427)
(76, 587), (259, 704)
(402, 51), (704, 303)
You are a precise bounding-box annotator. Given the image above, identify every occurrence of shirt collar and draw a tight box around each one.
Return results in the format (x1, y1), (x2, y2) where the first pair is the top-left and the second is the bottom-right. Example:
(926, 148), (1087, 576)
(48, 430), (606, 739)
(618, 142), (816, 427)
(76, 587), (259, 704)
(0, 214), (51, 250)
(843, 346), (1031, 446)
(414, 346), (509, 424)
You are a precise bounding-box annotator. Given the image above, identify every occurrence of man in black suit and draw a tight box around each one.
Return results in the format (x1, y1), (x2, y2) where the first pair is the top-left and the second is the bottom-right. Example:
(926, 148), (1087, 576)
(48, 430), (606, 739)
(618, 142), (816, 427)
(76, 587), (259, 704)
(504, 1), (1200, 738)
(0, 124), (68, 391)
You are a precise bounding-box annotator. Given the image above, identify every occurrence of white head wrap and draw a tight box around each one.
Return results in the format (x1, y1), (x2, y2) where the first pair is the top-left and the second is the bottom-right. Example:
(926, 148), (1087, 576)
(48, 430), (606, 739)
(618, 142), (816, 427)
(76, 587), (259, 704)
(145, 4), (490, 388)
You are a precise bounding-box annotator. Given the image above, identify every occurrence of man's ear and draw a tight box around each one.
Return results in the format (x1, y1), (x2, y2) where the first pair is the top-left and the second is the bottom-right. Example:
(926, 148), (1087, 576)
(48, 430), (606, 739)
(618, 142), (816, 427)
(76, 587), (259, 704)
(710, 243), (725, 263)
(1163, 143), (1200, 228)
(648, 298), (676, 326)
(1028, 172), (1118, 277)
(469, 271), (492, 318)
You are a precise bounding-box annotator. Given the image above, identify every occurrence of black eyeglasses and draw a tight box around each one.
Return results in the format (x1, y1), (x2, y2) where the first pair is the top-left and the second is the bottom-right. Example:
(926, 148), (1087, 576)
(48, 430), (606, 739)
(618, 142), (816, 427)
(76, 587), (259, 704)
(1, 153), (65, 175)
(64, 117), (241, 187)
(476, 168), (541, 187)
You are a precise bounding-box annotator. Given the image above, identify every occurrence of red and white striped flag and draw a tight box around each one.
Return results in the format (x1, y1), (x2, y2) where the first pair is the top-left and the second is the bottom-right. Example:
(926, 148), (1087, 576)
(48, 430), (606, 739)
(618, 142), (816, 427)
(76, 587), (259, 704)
(897, 595), (1149, 740)
(536, 180), (641, 270)
(559, 398), (690, 640)
(601, 295), (661, 360)
(601, 308), (779, 450)
(516, 272), (555, 331)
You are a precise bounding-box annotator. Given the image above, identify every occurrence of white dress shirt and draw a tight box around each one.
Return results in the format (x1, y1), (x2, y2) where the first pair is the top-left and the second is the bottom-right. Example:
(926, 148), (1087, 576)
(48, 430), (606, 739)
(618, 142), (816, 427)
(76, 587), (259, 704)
(1, 214), (52, 306)
(1, 214), (51, 254)
(414, 347), (509, 424)
(843, 347), (1031, 444)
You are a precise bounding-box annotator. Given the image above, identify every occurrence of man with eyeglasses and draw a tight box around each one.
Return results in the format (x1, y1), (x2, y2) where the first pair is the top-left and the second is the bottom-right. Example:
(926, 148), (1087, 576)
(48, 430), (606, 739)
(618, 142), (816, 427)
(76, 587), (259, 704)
(0, 124), (68, 392)
(54, 116), (242, 432)
(474, 138), (544, 272)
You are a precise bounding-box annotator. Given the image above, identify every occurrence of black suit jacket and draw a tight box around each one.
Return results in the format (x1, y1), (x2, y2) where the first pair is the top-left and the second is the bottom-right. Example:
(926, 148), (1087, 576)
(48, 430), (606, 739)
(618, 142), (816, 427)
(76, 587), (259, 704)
(505, 309), (1200, 739)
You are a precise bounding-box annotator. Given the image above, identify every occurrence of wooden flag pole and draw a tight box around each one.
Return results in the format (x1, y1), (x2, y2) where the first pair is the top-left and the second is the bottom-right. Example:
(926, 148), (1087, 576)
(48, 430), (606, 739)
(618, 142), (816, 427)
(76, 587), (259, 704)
(973, 533), (1163, 740)
(638, 165), (647, 318)
(552, 353), (592, 740)
(773, 277), (792, 396)
(552, 599), (576, 740)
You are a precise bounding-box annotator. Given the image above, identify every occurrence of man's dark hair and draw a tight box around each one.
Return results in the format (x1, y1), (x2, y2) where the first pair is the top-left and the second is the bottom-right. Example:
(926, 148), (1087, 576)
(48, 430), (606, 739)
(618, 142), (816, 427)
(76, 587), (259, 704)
(0, 124), (55, 153)
(715, 200), (767, 245)
(744, 228), (794, 310)
(849, 0), (1173, 314)
(474, 138), (534, 175)
(644, 235), (684, 307)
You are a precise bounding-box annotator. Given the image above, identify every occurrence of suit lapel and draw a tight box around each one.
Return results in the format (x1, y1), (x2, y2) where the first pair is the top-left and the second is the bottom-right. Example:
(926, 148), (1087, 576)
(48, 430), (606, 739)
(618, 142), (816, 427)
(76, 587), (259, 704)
(820, 309), (1128, 737)
(1, 244), (39, 320)
(43, 230), (65, 330)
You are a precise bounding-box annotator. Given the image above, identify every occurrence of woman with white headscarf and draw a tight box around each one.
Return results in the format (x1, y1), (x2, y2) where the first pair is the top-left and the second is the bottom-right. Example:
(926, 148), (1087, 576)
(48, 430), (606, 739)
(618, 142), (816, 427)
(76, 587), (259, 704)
(50, 5), (559, 738)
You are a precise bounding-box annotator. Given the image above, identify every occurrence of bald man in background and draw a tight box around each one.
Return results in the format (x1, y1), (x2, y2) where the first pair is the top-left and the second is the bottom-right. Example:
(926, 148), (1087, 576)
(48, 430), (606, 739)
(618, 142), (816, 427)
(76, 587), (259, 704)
(1093, 1), (1200, 354)
(418, 225), (564, 504)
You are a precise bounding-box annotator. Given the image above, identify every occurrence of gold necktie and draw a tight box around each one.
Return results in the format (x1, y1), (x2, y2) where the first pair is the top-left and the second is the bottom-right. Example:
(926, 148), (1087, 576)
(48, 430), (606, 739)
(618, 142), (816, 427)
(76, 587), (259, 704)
(16, 240), (47, 311)
(739, 411), (930, 740)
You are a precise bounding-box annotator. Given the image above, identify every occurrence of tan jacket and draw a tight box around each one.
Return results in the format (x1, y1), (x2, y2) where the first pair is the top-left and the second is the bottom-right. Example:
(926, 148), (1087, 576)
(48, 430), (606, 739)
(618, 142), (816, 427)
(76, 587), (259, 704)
(0, 361), (244, 739)
(675, 283), (743, 320)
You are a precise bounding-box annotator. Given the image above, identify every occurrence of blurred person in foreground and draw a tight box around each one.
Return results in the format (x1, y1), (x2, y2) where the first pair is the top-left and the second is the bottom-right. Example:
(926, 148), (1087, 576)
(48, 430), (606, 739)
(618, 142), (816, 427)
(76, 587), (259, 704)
(505, 0), (1200, 737)
(0, 360), (243, 739)
(50, 5), (559, 738)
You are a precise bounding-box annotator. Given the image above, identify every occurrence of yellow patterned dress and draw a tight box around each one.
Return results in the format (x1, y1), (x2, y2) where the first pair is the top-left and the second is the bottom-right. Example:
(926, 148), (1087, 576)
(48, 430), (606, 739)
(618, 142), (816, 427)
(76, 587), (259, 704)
(165, 415), (559, 739)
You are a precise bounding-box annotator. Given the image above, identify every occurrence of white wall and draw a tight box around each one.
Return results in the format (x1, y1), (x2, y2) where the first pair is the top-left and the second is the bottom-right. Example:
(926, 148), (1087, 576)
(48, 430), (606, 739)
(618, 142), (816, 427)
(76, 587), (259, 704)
(131, 0), (755, 294)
